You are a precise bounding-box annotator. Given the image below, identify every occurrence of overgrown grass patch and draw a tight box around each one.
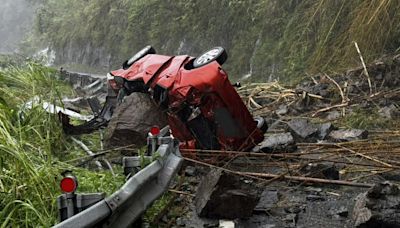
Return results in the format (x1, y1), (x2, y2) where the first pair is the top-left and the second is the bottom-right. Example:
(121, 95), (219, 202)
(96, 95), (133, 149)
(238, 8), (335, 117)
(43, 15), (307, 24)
(341, 107), (395, 130)
(0, 62), (121, 227)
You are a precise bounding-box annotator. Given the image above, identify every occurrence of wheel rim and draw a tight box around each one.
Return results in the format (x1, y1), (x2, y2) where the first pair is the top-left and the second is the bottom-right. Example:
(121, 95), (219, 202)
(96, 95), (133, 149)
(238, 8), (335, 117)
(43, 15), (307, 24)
(195, 48), (221, 65)
(127, 46), (152, 65)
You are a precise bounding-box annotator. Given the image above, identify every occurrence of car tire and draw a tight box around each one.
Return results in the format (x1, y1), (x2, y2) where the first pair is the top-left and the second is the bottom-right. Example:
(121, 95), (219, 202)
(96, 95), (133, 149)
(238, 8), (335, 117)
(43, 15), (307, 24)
(122, 45), (156, 70)
(254, 116), (268, 134)
(193, 47), (228, 68)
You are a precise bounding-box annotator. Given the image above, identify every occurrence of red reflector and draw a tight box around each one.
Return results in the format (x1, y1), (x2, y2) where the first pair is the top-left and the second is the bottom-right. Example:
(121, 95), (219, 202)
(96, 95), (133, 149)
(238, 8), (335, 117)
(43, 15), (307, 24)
(60, 177), (77, 193)
(150, 126), (160, 136)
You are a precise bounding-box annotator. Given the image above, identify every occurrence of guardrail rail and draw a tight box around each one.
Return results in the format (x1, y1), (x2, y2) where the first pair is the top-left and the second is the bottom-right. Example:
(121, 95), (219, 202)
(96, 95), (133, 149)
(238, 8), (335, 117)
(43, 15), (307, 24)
(53, 131), (183, 228)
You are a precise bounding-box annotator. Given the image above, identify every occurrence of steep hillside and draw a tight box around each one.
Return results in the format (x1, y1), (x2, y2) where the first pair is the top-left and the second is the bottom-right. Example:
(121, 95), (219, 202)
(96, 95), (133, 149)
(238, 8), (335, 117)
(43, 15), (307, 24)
(33, 0), (400, 81)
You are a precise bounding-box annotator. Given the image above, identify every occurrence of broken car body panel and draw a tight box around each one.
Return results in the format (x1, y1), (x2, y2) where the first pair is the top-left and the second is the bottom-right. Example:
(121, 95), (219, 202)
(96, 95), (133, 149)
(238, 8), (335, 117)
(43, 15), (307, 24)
(111, 54), (173, 84)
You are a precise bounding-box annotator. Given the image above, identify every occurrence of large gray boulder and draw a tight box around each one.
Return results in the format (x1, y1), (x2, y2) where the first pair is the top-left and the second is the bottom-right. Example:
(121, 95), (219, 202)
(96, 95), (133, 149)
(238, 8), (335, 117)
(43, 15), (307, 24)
(104, 93), (167, 153)
(352, 182), (400, 227)
(195, 168), (262, 219)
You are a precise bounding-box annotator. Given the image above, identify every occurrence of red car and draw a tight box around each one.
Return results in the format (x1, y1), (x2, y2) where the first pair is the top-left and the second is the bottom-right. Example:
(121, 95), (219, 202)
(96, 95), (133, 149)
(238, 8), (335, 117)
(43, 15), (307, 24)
(106, 46), (266, 151)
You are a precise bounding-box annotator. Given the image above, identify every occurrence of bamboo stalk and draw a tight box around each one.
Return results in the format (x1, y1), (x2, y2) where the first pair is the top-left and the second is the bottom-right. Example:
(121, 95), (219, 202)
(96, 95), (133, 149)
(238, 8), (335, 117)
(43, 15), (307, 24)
(354, 41), (373, 94)
(184, 157), (374, 188)
(311, 102), (349, 117)
(242, 171), (373, 188)
(336, 145), (393, 168)
(169, 189), (195, 197)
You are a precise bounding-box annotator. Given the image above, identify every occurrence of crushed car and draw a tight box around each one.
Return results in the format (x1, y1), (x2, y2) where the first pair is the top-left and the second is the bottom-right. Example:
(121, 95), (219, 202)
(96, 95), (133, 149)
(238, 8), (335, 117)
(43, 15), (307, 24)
(62, 46), (267, 152)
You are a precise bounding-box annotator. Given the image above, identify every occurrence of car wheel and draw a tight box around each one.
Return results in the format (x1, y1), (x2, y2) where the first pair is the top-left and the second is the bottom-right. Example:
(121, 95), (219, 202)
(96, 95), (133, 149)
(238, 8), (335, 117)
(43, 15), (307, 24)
(254, 116), (268, 134)
(122, 45), (156, 70)
(193, 47), (228, 68)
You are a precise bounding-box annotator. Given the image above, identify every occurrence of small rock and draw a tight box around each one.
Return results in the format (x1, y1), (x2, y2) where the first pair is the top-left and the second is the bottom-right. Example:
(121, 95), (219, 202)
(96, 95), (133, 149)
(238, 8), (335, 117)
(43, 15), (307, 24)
(378, 104), (399, 119)
(336, 206), (349, 217)
(263, 225), (276, 228)
(304, 187), (322, 193)
(300, 163), (340, 180)
(367, 181), (399, 198)
(375, 72), (383, 80)
(328, 206), (349, 219)
(284, 204), (305, 214)
(161, 215), (168, 223)
(287, 119), (318, 142)
(328, 129), (368, 142)
(283, 213), (298, 227)
(378, 98), (391, 107)
(379, 170), (400, 181)
(276, 105), (288, 115)
(359, 101), (371, 109)
(219, 220), (235, 228)
(318, 122), (335, 140)
(176, 217), (186, 227)
(306, 194), (326, 202)
(326, 111), (341, 121)
(311, 83), (329, 97)
(254, 190), (279, 212)
(258, 133), (297, 153)
(204, 221), (220, 228)
(185, 165), (197, 177)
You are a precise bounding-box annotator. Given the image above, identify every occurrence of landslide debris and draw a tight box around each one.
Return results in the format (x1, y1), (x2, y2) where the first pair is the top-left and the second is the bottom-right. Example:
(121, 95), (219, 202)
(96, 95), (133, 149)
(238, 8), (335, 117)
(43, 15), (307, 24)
(163, 55), (400, 227)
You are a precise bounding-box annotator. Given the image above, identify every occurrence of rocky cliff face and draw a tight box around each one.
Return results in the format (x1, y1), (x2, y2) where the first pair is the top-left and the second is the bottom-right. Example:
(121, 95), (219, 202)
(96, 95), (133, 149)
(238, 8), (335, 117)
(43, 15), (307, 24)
(55, 41), (112, 69)
(34, 0), (400, 82)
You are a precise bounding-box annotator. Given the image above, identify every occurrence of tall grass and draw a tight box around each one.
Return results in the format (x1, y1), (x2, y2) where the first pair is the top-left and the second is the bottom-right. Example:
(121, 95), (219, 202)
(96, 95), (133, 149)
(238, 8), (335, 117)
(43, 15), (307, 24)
(276, 0), (400, 78)
(0, 62), (123, 227)
(0, 63), (65, 226)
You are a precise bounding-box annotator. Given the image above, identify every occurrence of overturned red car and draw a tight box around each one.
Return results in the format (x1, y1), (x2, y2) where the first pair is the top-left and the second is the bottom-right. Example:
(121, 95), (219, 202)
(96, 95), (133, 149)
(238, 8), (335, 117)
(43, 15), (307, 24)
(106, 46), (266, 151)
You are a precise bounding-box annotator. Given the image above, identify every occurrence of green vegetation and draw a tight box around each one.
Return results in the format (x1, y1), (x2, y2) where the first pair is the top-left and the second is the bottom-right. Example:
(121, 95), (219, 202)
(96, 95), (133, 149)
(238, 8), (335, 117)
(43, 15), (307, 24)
(342, 108), (396, 130)
(0, 61), (123, 227)
(31, 0), (400, 81)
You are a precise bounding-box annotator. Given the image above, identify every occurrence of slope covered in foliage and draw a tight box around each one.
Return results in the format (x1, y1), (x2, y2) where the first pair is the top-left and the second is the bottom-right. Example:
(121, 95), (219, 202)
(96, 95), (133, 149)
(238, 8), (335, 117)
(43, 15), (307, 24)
(0, 61), (124, 227)
(32, 0), (400, 81)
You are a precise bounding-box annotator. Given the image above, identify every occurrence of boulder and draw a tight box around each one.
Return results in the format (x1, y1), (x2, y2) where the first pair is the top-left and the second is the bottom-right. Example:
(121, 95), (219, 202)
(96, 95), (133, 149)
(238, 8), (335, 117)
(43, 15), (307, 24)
(195, 168), (261, 219)
(104, 93), (167, 153)
(352, 182), (400, 227)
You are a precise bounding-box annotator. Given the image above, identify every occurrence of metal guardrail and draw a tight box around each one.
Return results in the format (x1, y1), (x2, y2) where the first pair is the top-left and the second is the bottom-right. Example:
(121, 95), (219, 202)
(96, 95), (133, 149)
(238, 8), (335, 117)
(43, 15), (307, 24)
(53, 136), (183, 228)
